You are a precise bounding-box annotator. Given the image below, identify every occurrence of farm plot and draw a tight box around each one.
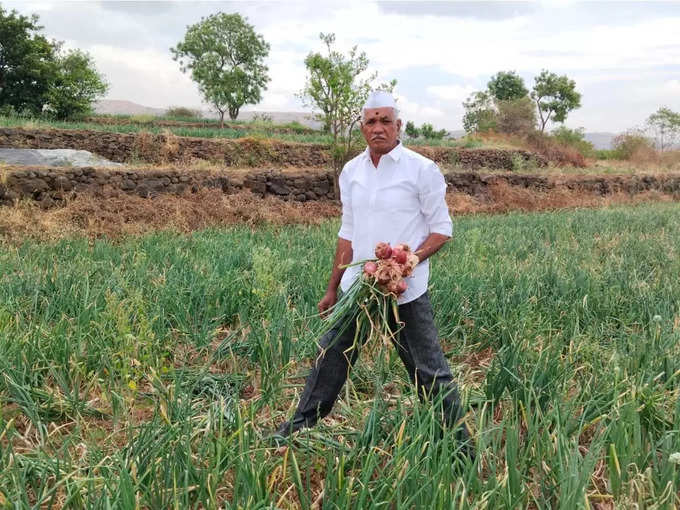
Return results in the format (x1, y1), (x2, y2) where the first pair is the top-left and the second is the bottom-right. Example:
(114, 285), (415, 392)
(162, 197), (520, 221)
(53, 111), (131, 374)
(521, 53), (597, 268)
(1, 203), (679, 508)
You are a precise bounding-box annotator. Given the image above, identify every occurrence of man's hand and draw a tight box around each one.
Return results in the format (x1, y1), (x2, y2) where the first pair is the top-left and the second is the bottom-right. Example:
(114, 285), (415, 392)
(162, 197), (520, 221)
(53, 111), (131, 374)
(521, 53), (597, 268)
(414, 233), (450, 263)
(318, 289), (338, 318)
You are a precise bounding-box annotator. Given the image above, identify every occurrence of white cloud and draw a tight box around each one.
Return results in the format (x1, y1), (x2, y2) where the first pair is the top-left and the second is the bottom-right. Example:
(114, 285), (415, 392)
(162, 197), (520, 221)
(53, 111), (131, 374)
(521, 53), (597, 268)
(426, 85), (477, 102)
(394, 94), (445, 124)
(5, 0), (680, 131)
(662, 80), (680, 95)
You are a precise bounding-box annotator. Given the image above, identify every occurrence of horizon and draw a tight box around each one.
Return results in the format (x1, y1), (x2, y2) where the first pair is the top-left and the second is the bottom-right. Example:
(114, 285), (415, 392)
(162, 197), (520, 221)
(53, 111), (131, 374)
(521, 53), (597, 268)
(7, 1), (680, 133)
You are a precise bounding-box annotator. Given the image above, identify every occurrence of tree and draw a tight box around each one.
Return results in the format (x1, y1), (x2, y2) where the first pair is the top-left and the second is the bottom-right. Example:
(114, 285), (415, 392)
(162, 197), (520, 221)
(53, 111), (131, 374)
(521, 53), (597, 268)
(404, 120), (420, 138)
(462, 91), (497, 133)
(531, 70), (581, 132)
(646, 107), (680, 151)
(172, 13), (270, 126)
(419, 123), (447, 140)
(0, 6), (56, 115)
(299, 32), (395, 197)
(44, 49), (108, 119)
(487, 71), (528, 101)
(496, 96), (536, 135)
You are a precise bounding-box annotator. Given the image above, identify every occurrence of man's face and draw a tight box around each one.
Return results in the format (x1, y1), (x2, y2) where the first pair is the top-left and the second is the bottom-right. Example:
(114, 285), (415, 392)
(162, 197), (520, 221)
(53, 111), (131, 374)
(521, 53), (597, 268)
(360, 107), (402, 154)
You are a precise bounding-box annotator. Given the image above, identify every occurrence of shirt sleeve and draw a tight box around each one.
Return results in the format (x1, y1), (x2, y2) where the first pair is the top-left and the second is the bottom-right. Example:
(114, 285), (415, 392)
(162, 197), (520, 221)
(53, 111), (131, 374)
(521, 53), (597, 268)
(337, 166), (353, 241)
(419, 162), (453, 237)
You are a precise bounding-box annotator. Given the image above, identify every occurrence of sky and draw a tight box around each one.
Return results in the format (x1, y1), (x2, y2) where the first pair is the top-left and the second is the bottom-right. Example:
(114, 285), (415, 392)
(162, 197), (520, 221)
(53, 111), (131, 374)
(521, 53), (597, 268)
(6, 0), (680, 132)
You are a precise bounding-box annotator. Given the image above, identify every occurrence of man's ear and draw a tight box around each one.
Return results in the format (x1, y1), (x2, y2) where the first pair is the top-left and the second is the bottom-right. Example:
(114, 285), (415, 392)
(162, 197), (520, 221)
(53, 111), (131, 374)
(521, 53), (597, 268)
(396, 119), (402, 131)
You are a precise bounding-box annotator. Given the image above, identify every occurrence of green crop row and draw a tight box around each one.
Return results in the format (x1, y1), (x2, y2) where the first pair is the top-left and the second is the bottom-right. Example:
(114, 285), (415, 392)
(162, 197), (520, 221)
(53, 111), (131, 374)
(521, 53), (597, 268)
(0, 203), (679, 507)
(0, 115), (488, 149)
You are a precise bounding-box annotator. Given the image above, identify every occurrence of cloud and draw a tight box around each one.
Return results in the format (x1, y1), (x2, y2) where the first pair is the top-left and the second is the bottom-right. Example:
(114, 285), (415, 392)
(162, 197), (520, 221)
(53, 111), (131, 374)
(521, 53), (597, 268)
(426, 85), (477, 102)
(662, 79), (680, 95)
(395, 94), (445, 122)
(4, 0), (680, 131)
(377, 1), (535, 20)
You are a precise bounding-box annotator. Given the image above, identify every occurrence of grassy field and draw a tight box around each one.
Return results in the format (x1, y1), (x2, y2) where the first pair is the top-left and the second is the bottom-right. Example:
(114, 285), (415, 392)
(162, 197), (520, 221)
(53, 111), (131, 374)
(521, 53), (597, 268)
(1, 203), (680, 508)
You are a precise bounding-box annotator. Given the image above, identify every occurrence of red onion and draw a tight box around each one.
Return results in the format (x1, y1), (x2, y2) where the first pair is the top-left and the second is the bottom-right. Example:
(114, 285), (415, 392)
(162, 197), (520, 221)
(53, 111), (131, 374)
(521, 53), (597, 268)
(363, 261), (378, 275)
(392, 248), (407, 264)
(375, 242), (392, 260)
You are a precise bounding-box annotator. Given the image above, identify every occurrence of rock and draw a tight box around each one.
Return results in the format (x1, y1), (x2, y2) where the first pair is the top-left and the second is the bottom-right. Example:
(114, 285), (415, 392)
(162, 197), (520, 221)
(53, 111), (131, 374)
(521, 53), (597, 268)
(121, 179), (136, 191)
(0, 149), (124, 168)
(268, 182), (290, 195)
(19, 178), (49, 195)
(54, 176), (73, 191)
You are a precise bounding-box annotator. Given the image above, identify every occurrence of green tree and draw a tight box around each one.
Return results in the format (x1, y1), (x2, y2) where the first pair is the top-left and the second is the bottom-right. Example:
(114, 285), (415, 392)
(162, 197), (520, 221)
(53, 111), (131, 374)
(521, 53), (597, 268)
(487, 70), (528, 101)
(462, 91), (497, 133)
(404, 120), (420, 138)
(646, 107), (680, 151)
(0, 5), (56, 115)
(531, 70), (581, 132)
(419, 123), (447, 140)
(171, 13), (270, 126)
(299, 32), (395, 196)
(45, 49), (108, 119)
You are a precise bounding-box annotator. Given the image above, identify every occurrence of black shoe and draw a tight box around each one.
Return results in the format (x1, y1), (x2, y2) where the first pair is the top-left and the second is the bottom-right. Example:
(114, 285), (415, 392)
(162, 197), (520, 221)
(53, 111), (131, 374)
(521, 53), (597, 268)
(456, 423), (476, 463)
(268, 419), (306, 446)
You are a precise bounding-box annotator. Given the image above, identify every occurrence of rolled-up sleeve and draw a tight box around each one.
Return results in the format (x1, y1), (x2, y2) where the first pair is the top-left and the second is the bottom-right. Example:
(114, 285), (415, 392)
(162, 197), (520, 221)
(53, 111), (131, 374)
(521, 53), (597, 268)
(419, 163), (453, 237)
(337, 167), (353, 241)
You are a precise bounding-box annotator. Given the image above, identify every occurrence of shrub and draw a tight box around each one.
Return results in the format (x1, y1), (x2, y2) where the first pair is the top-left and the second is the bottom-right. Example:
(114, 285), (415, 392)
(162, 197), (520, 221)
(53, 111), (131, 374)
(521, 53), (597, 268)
(550, 126), (596, 158)
(595, 149), (618, 160)
(251, 112), (273, 124)
(525, 131), (586, 167)
(496, 97), (536, 136)
(660, 150), (680, 170)
(612, 132), (657, 163)
(165, 106), (200, 119)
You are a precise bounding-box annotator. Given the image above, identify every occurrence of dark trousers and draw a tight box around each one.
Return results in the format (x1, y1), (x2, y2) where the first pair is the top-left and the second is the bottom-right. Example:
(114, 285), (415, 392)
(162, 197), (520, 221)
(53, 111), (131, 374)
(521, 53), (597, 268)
(289, 291), (464, 431)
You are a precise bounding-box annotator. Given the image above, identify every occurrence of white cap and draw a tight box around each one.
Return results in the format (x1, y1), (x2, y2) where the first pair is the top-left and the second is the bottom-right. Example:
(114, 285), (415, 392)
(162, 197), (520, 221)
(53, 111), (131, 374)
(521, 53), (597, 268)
(362, 90), (398, 111)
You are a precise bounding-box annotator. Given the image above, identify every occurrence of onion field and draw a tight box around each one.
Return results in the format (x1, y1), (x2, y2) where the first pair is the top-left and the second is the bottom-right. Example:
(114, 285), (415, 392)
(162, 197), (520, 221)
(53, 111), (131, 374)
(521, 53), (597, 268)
(1, 202), (679, 508)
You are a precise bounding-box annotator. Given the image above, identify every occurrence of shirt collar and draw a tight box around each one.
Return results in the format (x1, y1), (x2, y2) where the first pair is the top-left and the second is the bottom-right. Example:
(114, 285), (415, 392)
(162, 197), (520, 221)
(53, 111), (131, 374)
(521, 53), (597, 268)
(362, 140), (403, 164)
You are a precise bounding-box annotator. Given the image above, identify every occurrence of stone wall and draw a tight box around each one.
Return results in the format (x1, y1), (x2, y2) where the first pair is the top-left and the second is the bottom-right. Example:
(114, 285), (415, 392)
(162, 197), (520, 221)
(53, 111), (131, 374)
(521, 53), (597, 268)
(3, 165), (680, 209)
(445, 172), (680, 198)
(0, 127), (547, 170)
(0, 166), (335, 207)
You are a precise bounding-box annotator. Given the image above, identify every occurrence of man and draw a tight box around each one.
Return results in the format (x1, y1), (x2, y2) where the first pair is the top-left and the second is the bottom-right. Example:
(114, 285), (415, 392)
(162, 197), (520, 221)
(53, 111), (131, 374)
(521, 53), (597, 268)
(274, 91), (473, 456)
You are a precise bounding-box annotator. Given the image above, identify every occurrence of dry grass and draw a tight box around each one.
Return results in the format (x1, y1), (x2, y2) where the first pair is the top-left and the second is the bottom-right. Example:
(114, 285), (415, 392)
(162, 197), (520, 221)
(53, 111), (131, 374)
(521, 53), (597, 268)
(1, 182), (678, 242)
(447, 181), (675, 215)
(0, 189), (341, 242)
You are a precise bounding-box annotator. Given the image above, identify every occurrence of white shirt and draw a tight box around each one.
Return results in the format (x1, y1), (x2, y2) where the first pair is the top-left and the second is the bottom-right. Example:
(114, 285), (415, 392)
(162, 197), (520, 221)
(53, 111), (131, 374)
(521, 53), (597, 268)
(338, 141), (453, 304)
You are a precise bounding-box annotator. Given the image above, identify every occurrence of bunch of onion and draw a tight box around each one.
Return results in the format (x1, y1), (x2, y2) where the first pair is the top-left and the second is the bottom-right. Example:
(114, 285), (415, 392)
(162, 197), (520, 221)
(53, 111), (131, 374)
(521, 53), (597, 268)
(364, 242), (419, 297)
(320, 242), (419, 353)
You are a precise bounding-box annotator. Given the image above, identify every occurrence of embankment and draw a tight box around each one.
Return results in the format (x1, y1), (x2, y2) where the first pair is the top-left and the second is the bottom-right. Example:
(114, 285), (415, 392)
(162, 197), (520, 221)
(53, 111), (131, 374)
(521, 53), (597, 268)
(0, 127), (546, 170)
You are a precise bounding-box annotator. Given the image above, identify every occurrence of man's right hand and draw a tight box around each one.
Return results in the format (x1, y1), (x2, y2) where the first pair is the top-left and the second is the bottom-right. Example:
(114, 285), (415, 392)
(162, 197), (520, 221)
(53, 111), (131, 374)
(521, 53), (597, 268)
(318, 289), (338, 318)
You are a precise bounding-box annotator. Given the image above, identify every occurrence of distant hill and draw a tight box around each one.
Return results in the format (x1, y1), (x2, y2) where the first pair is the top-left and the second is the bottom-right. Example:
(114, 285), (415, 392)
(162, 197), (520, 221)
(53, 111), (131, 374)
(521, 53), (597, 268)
(583, 132), (616, 150)
(94, 99), (321, 128)
(94, 99), (166, 117)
